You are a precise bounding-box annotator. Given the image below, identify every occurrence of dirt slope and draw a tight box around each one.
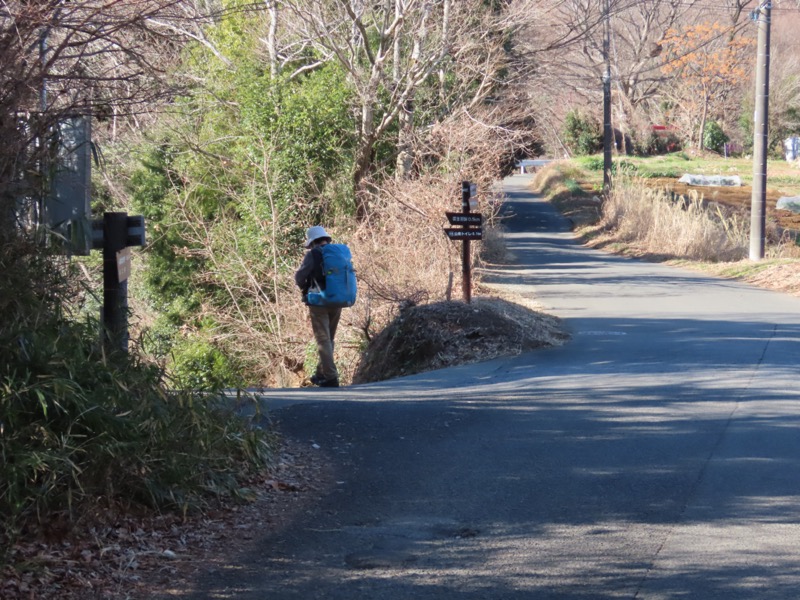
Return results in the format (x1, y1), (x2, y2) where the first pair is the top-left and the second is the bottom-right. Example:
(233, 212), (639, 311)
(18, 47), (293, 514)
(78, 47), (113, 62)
(353, 295), (569, 384)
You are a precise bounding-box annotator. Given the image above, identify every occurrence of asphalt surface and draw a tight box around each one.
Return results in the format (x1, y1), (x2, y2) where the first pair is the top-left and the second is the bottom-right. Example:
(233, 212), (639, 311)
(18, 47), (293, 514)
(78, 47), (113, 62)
(187, 174), (800, 599)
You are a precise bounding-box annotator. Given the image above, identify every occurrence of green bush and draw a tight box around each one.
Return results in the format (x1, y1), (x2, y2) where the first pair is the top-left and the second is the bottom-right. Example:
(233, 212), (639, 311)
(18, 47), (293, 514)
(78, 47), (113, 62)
(563, 110), (602, 156)
(564, 178), (584, 194)
(576, 156), (605, 171)
(1, 318), (272, 542)
(642, 168), (681, 178)
(123, 56), (359, 387)
(576, 156), (637, 175)
(171, 337), (244, 391)
(638, 130), (682, 156)
(703, 121), (729, 154)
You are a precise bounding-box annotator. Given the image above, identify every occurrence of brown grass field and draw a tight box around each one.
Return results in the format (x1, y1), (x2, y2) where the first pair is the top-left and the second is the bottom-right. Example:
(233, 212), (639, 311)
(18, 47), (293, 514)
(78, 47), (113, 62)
(644, 177), (800, 233)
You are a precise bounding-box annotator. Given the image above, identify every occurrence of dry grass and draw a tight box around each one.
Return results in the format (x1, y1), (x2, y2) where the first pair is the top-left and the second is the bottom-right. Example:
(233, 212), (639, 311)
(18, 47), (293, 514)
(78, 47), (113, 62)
(333, 107), (523, 384)
(601, 181), (749, 262)
(534, 162), (800, 298)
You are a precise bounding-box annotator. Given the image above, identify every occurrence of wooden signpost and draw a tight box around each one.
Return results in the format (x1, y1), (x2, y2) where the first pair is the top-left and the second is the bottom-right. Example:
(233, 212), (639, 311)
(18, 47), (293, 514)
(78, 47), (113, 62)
(444, 181), (482, 303)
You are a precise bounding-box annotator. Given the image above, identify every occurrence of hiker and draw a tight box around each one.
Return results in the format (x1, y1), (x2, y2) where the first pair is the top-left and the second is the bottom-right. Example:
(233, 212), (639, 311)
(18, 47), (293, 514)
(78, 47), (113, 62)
(294, 226), (357, 388)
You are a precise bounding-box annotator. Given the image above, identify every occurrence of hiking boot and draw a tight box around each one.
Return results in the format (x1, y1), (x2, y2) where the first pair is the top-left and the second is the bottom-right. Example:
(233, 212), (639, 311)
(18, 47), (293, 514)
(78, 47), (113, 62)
(318, 378), (339, 388)
(310, 374), (324, 385)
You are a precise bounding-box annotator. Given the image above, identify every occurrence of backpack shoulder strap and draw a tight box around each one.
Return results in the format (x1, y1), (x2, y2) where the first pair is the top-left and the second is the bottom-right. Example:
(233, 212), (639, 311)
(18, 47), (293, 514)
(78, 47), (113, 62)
(310, 247), (325, 286)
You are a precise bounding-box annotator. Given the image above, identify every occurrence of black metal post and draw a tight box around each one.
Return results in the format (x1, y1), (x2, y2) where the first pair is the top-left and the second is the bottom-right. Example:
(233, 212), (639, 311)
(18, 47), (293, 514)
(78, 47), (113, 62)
(102, 212), (129, 354)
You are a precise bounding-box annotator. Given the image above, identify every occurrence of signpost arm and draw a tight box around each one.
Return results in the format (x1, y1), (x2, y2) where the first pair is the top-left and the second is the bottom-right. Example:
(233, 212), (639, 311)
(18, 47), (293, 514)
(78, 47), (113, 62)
(461, 181), (472, 304)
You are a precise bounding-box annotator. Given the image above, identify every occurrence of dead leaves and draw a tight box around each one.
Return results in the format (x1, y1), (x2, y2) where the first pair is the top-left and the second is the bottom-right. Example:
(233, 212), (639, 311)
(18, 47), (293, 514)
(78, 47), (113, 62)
(1, 438), (331, 599)
(265, 479), (303, 492)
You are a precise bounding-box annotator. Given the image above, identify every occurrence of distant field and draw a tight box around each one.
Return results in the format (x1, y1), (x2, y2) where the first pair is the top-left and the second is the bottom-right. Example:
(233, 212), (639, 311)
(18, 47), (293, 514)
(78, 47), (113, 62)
(627, 153), (800, 195)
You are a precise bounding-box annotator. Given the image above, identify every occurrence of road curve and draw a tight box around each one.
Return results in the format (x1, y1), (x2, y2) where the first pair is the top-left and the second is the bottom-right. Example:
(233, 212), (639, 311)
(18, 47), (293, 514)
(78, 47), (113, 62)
(187, 174), (800, 599)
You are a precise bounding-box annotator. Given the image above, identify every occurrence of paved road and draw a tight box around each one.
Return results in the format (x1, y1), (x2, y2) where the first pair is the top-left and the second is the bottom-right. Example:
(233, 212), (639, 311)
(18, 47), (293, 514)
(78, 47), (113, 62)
(187, 174), (800, 599)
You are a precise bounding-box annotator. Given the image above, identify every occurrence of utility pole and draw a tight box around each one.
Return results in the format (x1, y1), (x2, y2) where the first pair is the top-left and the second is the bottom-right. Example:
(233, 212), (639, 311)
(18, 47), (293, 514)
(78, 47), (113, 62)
(750, 1), (771, 261)
(602, 0), (613, 193)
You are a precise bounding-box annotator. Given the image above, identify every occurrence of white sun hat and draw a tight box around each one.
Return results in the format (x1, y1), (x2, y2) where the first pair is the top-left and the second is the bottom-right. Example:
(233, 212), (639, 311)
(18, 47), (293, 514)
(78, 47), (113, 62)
(304, 225), (331, 248)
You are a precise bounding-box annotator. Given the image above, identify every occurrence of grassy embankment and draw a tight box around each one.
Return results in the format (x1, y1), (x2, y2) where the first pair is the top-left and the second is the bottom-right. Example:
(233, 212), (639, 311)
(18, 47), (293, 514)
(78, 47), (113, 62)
(533, 153), (800, 296)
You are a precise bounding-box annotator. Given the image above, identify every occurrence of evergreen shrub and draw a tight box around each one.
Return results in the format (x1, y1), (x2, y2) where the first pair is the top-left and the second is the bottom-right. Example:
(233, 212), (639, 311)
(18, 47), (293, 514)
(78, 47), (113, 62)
(563, 110), (603, 156)
(703, 121), (729, 154)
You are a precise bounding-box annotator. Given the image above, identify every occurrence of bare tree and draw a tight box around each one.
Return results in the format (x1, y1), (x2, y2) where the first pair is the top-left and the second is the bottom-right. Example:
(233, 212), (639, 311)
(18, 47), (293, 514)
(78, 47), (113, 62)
(771, 52), (800, 145)
(718, 0), (753, 29)
(0, 0), (220, 238)
(531, 0), (707, 153)
(273, 0), (450, 218)
(269, 0), (531, 219)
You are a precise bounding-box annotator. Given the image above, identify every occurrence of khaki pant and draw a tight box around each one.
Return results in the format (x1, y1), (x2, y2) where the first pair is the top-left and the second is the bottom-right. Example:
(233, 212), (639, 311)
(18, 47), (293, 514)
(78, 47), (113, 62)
(309, 305), (342, 381)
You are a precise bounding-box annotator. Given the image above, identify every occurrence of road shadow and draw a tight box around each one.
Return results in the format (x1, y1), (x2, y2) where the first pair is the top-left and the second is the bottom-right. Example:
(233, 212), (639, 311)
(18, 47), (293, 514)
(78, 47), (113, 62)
(184, 331), (800, 598)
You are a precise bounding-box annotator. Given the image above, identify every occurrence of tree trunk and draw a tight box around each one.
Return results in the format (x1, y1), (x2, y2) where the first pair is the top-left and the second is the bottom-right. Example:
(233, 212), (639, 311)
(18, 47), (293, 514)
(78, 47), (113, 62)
(614, 83), (629, 155)
(267, 0), (278, 79)
(353, 130), (375, 221)
(395, 95), (414, 179)
(698, 90), (709, 150)
(438, 0), (451, 103)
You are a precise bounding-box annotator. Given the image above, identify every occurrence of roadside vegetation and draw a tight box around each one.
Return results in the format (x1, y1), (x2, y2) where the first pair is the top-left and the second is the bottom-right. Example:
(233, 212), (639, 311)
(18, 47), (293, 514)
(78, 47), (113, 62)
(108, 1), (540, 391)
(534, 157), (800, 294)
(1, 4), (278, 588)
(0, 237), (274, 516)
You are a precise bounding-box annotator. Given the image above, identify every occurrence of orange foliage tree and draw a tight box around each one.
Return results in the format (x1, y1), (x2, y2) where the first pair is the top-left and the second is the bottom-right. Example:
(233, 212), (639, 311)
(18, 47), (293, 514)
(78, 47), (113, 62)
(661, 22), (754, 150)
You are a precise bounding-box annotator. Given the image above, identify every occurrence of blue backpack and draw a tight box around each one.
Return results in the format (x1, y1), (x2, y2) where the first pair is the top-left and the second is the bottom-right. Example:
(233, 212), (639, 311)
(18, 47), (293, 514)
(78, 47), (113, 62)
(307, 243), (357, 308)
